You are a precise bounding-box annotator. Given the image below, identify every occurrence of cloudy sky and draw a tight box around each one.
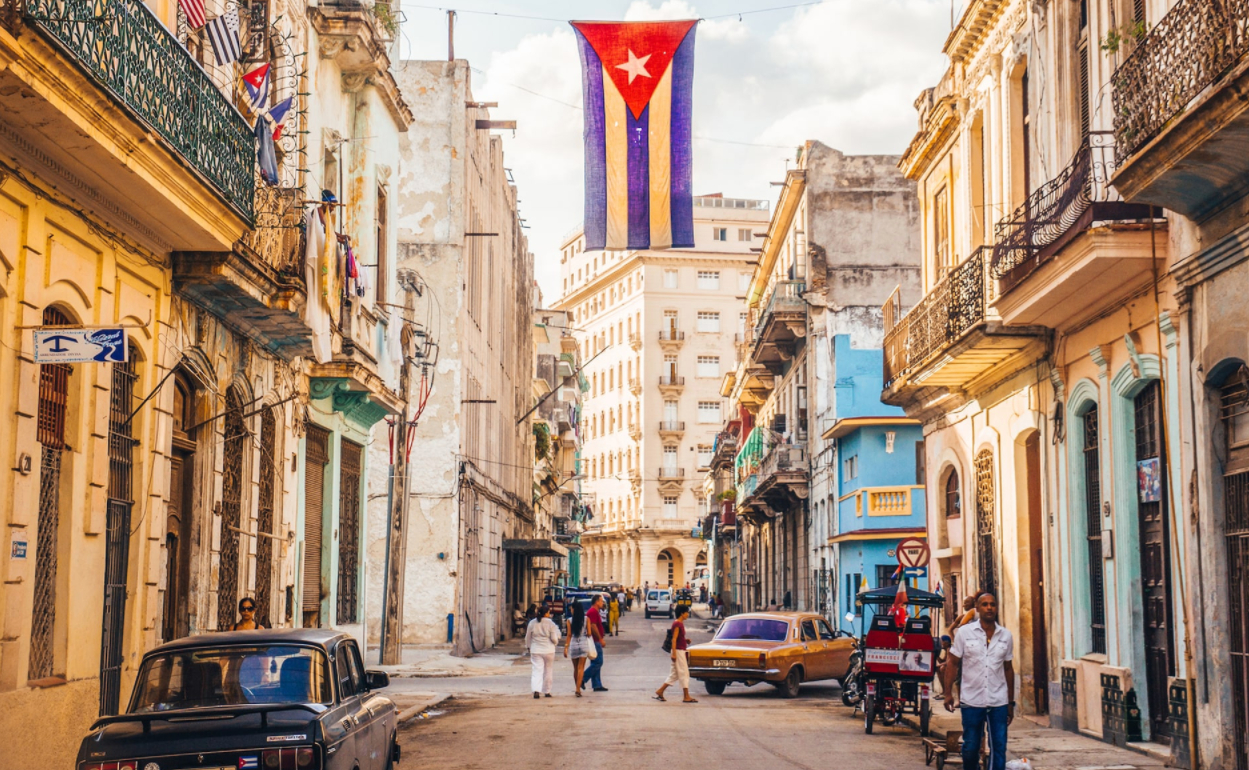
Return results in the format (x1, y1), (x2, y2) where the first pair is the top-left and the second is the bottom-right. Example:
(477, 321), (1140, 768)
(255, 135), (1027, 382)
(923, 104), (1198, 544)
(398, 0), (958, 299)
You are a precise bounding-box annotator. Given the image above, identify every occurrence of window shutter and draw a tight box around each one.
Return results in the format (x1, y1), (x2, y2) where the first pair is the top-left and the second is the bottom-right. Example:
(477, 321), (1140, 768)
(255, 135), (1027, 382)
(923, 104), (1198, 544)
(1078, 40), (1090, 138)
(303, 424), (331, 624)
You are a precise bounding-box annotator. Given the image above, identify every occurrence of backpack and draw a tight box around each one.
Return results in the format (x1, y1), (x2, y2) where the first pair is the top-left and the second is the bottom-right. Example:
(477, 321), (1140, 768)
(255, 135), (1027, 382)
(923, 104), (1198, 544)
(661, 627), (674, 653)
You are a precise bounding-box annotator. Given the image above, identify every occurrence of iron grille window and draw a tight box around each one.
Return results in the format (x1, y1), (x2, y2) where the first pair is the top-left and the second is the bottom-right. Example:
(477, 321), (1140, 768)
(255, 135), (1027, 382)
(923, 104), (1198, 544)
(337, 440), (363, 625)
(31, 307), (71, 681)
(217, 389), (247, 631)
(99, 358), (137, 716)
(255, 408), (277, 628)
(1221, 379), (1249, 770)
(974, 450), (997, 600)
(1083, 408), (1107, 654)
(945, 470), (961, 518)
(876, 564), (899, 589)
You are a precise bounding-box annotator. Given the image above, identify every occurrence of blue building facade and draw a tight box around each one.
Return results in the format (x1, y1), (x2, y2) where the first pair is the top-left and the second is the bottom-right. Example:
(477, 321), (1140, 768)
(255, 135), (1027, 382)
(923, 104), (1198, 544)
(820, 335), (926, 634)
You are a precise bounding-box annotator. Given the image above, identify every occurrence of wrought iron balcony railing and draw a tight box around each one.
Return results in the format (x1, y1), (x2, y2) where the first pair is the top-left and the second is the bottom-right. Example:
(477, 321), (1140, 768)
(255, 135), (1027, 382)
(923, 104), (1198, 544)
(658, 467), (685, 479)
(658, 375), (685, 386)
(21, 0), (255, 221)
(882, 246), (992, 388)
(753, 280), (805, 340)
(760, 444), (807, 484)
(658, 329), (685, 342)
(1113, 0), (1249, 163)
(658, 421), (685, 432)
(990, 132), (1119, 287)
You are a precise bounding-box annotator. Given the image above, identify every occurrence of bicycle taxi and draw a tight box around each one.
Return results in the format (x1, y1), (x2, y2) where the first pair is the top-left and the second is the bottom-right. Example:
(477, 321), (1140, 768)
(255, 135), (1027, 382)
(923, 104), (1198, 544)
(855, 585), (943, 736)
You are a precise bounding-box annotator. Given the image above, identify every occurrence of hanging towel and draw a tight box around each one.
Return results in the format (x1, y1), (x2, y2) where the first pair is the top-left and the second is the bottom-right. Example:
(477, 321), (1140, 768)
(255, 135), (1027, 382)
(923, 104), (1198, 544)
(304, 206), (331, 363)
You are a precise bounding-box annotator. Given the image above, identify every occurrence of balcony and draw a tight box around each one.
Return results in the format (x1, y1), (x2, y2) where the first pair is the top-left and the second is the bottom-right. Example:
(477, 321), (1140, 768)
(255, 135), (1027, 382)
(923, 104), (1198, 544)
(629, 377), (642, 396)
(989, 133), (1161, 327)
(736, 365), (775, 409)
(657, 374), (685, 396)
(882, 247), (1045, 405)
(629, 333), (643, 351)
(720, 500), (737, 531)
(628, 424), (642, 441)
(658, 329), (686, 350)
(658, 420), (686, 438)
(751, 280), (806, 373)
(658, 467), (686, 479)
(309, 0), (411, 124)
(307, 300), (402, 428)
(1111, 0), (1249, 218)
(0, 0), (253, 248)
(710, 429), (739, 470)
(754, 444), (808, 500)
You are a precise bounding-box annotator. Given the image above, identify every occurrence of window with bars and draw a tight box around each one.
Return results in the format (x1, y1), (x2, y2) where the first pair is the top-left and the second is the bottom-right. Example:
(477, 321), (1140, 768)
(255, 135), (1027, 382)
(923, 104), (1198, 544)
(974, 449), (997, 600)
(1219, 375), (1249, 770)
(255, 407), (277, 628)
(337, 440), (363, 625)
(217, 387), (247, 631)
(100, 357), (137, 715)
(1083, 408), (1107, 654)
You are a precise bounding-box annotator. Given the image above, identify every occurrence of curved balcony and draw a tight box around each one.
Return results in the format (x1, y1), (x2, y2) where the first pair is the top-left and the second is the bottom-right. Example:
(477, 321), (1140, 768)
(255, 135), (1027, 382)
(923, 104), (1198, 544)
(658, 374), (685, 396)
(658, 420), (686, 438)
(629, 334), (643, 351)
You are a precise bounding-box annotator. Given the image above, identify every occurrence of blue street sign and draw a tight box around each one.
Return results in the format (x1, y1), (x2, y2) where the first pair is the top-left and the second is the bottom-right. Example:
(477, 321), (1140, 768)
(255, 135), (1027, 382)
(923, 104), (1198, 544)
(903, 566), (927, 579)
(34, 328), (127, 363)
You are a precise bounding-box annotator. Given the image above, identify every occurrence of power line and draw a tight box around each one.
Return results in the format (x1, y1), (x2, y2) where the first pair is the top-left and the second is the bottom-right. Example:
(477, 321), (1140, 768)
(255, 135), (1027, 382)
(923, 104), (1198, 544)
(405, 2), (826, 24)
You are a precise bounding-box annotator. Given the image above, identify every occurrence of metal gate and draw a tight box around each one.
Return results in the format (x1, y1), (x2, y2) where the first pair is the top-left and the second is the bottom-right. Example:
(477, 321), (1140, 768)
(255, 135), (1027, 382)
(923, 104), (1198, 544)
(303, 424), (330, 628)
(255, 408), (277, 628)
(1134, 380), (1174, 740)
(1221, 380), (1249, 770)
(1084, 408), (1107, 654)
(30, 307), (71, 681)
(974, 449), (997, 599)
(337, 439), (362, 625)
(99, 358), (137, 715)
(217, 388), (247, 631)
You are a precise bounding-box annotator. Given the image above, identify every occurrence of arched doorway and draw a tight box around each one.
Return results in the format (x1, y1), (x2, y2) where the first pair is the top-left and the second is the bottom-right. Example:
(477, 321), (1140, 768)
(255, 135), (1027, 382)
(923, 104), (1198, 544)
(163, 372), (198, 642)
(657, 548), (684, 587)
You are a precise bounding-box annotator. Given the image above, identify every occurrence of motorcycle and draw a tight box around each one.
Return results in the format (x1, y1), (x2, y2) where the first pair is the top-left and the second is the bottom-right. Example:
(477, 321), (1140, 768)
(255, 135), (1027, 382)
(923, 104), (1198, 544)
(840, 642), (864, 707)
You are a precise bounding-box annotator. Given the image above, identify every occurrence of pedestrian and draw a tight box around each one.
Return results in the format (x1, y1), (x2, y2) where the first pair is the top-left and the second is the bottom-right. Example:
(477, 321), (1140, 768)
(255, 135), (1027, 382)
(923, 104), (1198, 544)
(608, 593), (620, 636)
(581, 594), (608, 692)
(563, 601), (592, 697)
(653, 604), (697, 703)
(943, 592), (1014, 770)
(933, 635), (953, 700)
(946, 593), (978, 638)
(525, 605), (561, 699)
(232, 597), (265, 630)
(710, 594), (721, 619)
(617, 588), (628, 616)
(783, 589), (792, 609)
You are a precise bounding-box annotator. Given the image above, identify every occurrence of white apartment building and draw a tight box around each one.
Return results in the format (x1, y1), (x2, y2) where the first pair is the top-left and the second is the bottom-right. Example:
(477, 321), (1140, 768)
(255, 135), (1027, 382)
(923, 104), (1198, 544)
(555, 195), (770, 588)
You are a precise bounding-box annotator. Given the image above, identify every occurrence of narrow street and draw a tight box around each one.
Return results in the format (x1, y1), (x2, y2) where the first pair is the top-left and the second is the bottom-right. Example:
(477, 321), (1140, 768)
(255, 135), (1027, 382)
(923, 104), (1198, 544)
(396, 610), (921, 770)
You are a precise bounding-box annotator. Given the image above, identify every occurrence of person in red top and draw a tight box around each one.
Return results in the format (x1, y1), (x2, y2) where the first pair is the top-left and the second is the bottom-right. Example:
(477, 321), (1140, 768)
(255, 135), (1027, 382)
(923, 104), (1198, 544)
(654, 605), (697, 703)
(581, 595), (608, 692)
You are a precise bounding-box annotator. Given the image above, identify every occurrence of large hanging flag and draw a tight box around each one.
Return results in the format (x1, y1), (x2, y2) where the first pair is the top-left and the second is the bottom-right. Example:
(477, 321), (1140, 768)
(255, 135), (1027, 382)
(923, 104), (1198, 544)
(571, 20), (697, 251)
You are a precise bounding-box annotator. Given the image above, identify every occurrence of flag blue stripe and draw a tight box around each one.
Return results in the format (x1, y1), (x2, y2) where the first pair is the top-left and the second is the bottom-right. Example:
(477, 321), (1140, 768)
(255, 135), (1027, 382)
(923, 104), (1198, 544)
(669, 28), (696, 249)
(575, 29), (607, 251)
(626, 105), (650, 249)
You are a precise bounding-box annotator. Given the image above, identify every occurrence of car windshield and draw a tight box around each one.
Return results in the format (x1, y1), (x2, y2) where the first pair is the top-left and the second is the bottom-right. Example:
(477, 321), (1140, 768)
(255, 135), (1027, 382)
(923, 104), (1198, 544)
(715, 618), (790, 642)
(130, 645), (333, 713)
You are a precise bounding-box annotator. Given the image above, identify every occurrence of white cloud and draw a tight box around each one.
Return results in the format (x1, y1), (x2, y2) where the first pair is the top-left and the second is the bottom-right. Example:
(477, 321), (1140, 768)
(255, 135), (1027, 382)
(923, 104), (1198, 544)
(464, 0), (950, 300)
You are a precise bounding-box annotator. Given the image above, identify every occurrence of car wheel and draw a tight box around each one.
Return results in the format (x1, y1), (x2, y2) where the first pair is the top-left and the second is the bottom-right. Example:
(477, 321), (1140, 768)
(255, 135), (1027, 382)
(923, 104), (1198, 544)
(387, 732), (400, 770)
(920, 697), (931, 737)
(703, 680), (727, 696)
(777, 667), (801, 698)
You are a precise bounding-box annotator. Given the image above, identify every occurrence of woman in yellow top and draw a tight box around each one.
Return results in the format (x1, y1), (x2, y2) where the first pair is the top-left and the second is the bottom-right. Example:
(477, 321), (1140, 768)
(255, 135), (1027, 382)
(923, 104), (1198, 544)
(608, 594), (620, 636)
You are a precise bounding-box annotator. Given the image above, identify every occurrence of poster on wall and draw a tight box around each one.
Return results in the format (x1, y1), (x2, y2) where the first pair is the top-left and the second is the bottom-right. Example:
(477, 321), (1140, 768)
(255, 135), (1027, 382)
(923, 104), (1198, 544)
(1137, 457), (1162, 503)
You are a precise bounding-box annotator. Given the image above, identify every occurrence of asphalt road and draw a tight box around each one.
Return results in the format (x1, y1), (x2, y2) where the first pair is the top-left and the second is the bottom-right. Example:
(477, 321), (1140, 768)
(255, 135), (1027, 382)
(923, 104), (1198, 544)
(395, 610), (929, 770)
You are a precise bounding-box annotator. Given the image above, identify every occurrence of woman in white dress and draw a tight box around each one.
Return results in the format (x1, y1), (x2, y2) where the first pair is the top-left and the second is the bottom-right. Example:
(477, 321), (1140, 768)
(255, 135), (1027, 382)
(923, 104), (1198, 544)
(525, 605), (561, 699)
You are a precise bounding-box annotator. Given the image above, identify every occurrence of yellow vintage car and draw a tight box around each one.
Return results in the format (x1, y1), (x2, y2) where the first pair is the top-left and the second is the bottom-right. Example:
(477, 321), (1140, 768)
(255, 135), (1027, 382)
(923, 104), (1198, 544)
(687, 611), (855, 697)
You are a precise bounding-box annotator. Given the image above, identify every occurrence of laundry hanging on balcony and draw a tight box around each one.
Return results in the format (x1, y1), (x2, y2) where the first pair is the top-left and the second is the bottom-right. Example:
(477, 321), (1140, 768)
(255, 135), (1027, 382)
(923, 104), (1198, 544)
(570, 20), (697, 251)
(303, 202), (332, 364)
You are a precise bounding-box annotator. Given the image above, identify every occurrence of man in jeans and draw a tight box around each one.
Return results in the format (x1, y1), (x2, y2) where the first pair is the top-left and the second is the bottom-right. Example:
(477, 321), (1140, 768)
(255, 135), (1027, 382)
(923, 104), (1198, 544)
(943, 592), (1014, 770)
(581, 594), (609, 692)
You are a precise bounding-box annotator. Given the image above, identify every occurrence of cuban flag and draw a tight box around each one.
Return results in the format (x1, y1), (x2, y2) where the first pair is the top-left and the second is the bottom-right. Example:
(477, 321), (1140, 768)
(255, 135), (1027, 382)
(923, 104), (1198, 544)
(571, 20), (697, 251)
(238, 756), (259, 770)
(243, 63), (270, 114)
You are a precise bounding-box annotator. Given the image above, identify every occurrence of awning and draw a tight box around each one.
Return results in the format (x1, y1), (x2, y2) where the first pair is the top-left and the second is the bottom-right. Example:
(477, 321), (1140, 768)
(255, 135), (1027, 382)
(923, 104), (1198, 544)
(503, 538), (570, 557)
(827, 528), (926, 545)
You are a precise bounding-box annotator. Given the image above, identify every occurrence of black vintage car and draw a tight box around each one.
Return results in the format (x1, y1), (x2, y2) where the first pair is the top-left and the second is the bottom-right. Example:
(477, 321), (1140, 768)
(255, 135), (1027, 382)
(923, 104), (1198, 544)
(76, 629), (399, 770)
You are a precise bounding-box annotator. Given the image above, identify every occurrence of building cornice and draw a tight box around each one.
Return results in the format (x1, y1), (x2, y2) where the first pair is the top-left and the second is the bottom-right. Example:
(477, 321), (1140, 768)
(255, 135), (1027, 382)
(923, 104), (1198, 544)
(942, 0), (1007, 63)
(747, 168), (806, 308)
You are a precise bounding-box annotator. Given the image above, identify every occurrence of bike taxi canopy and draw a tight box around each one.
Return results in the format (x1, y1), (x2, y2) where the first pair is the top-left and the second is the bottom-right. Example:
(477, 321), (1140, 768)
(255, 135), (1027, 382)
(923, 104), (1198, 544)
(855, 586), (944, 608)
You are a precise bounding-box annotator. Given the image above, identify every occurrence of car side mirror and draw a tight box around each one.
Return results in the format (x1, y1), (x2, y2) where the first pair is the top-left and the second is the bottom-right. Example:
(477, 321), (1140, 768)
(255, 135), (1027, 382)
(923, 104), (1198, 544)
(364, 670), (390, 691)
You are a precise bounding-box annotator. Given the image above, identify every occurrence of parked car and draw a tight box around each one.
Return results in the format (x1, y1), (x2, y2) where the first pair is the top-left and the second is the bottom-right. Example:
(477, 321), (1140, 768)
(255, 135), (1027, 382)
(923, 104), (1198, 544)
(645, 588), (674, 619)
(76, 629), (398, 770)
(687, 611), (855, 698)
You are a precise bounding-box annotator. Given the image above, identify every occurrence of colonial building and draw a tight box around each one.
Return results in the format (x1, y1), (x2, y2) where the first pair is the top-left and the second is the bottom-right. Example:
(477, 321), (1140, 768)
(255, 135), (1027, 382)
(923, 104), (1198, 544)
(719, 142), (921, 615)
(378, 59), (536, 657)
(887, 0), (1192, 759)
(556, 195), (770, 589)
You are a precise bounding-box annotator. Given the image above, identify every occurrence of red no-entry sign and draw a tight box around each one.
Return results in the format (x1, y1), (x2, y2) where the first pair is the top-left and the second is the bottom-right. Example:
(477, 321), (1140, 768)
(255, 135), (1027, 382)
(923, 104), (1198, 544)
(896, 537), (930, 568)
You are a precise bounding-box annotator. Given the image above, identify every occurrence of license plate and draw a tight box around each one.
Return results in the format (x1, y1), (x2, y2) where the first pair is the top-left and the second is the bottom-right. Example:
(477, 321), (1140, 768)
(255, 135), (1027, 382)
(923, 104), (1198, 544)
(866, 682), (876, 696)
(713, 659), (737, 668)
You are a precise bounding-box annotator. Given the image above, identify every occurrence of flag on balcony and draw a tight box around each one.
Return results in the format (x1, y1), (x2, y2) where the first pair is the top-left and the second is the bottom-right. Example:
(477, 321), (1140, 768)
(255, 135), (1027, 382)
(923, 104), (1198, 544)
(206, 9), (242, 65)
(178, 0), (205, 29)
(570, 20), (697, 251)
(254, 117), (278, 187)
(243, 63), (270, 113)
(268, 97), (293, 140)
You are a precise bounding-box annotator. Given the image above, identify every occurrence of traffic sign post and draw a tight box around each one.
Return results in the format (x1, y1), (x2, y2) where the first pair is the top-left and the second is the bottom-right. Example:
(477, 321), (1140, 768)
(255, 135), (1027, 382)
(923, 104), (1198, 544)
(896, 537), (930, 569)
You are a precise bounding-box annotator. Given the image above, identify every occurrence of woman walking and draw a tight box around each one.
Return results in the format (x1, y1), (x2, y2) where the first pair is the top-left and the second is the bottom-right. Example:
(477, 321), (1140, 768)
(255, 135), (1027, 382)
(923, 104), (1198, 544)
(607, 593), (620, 636)
(563, 601), (592, 697)
(654, 605), (697, 703)
(525, 605), (561, 699)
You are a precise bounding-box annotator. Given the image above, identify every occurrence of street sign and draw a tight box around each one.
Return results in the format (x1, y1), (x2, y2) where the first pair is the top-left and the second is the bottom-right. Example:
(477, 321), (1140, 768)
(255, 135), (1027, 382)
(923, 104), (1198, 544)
(903, 566), (927, 579)
(33, 328), (127, 363)
(896, 537), (930, 568)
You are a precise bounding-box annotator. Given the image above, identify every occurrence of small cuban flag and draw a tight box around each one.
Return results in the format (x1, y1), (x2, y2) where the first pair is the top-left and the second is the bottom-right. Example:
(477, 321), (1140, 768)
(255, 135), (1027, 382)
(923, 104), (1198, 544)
(239, 756), (259, 770)
(243, 63), (270, 114)
(268, 96), (293, 140)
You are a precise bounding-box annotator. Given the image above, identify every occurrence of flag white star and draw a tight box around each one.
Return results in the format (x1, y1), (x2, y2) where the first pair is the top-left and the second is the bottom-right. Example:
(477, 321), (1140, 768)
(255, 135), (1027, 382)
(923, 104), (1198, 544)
(615, 49), (652, 84)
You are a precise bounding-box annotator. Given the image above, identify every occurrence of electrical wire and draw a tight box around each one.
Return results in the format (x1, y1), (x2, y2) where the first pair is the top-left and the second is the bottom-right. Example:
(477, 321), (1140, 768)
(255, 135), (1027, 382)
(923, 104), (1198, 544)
(406, 1), (826, 24)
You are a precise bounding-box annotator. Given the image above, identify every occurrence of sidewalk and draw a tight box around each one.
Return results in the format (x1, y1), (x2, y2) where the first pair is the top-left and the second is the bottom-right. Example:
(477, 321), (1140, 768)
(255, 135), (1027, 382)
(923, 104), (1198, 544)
(369, 641), (525, 678)
(900, 707), (1169, 770)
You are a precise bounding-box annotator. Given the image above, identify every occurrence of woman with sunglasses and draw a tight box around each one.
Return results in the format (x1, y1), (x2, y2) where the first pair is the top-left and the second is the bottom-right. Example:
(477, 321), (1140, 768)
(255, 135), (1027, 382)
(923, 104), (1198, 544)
(232, 597), (266, 631)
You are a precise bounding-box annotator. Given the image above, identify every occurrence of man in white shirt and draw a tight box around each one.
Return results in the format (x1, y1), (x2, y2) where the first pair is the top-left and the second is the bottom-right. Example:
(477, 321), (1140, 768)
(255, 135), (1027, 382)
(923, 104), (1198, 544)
(943, 592), (1014, 770)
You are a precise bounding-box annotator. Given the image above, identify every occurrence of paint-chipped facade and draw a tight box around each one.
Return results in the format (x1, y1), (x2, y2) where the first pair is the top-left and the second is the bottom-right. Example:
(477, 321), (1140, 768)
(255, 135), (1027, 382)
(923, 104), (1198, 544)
(375, 59), (536, 656)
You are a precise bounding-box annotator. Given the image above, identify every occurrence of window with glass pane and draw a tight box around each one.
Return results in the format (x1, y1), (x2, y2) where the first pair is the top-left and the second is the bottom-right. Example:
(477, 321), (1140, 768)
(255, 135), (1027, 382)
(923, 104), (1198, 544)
(697, 271), (720, 290)
(738, 271), (752, 291)
(663, 446), (677, 470)
(663, 497), (678, 516)
(663, 269), (679, 288)
(698, 401), (720, 423)
(738, 228), (752, 242)
(664, 400), (678, 421)
(697, 445), (713, 467)
(712, 227), (727, 241)
(697, 356), (720, 378)
(696, 312), (720, 333)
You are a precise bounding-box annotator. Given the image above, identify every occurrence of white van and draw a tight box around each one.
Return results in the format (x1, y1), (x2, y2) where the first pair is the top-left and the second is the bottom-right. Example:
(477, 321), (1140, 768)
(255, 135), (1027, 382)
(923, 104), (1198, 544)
(645, 589), (673, 619)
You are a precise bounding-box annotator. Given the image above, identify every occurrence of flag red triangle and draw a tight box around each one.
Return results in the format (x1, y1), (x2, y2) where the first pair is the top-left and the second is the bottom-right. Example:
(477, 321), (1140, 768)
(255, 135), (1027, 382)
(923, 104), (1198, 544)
(572, 20), (696, 120)
(243, 63), (270, 88)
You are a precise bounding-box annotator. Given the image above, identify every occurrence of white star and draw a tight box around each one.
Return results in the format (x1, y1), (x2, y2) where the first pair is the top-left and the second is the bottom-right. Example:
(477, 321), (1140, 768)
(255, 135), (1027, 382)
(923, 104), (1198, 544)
(615, 49), (652, 84)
